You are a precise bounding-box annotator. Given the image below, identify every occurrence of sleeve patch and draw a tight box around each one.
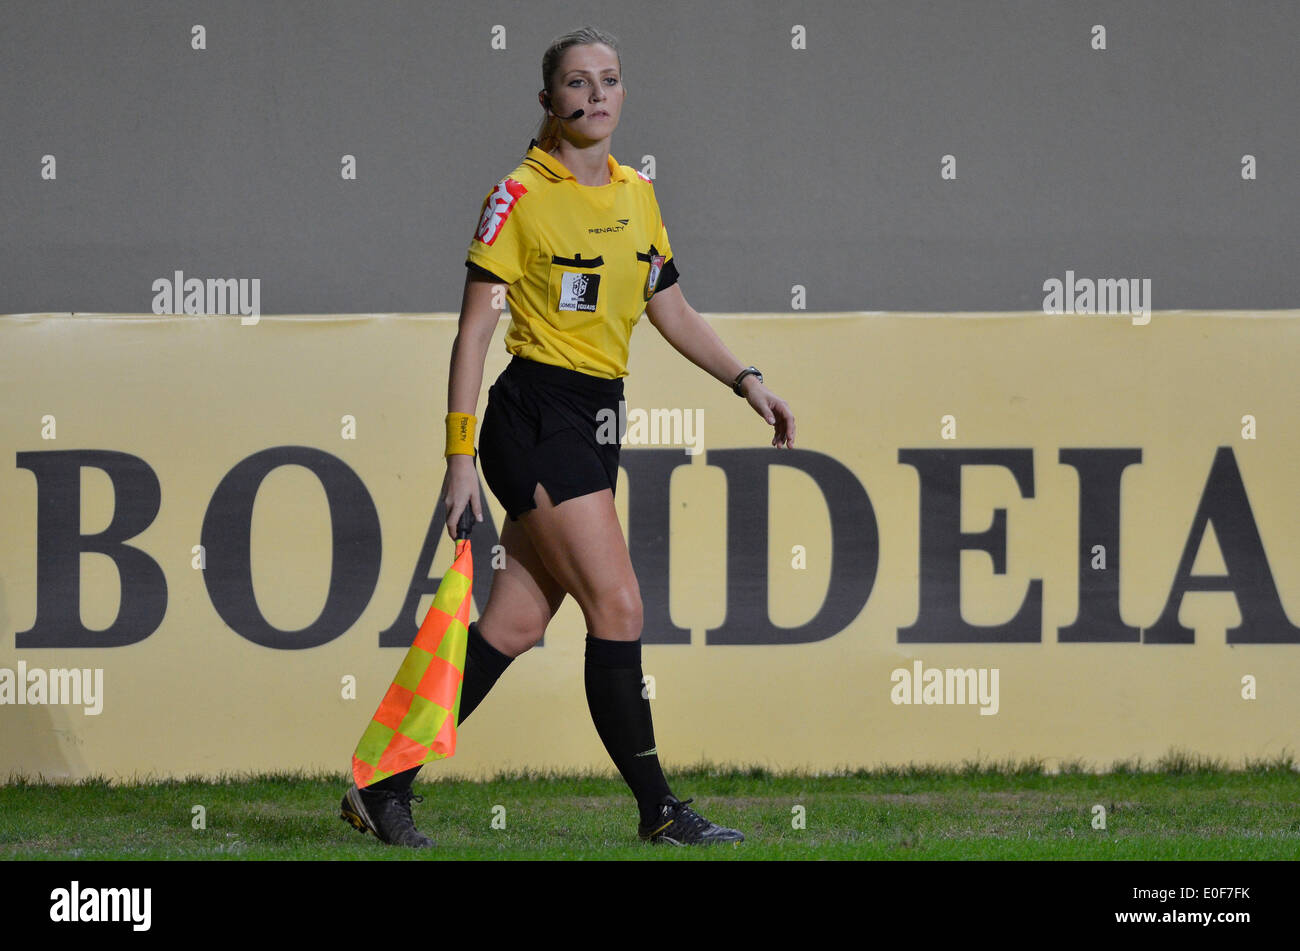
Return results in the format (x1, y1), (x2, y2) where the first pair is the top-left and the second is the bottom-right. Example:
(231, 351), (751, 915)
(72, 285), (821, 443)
(474, 178), (528, 246)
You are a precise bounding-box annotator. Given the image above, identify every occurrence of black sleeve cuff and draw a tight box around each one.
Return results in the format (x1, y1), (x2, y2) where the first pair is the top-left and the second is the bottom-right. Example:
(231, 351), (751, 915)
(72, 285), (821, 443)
(465, 260), (507, 283)
(655, 257), (679, 294)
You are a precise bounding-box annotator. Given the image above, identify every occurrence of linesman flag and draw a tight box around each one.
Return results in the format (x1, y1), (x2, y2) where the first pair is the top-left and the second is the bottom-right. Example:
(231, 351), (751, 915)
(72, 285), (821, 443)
(351, 508), (476, 788)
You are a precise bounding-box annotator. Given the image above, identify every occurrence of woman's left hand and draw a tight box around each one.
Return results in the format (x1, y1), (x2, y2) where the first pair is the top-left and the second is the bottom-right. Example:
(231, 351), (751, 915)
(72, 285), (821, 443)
(743, 380), (795, 448)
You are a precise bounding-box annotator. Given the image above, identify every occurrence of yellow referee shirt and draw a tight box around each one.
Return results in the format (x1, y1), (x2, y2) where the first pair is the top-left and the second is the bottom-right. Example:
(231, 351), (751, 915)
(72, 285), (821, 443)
(465, 140), (679, 379)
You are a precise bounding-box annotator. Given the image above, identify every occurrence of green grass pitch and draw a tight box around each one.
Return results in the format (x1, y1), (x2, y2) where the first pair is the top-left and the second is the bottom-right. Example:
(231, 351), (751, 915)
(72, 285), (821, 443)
(3, 752), (1298, 860)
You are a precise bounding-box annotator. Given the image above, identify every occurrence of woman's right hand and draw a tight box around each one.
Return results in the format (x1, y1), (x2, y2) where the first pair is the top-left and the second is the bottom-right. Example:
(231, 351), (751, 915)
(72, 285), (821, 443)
(442, 454), (483, 540)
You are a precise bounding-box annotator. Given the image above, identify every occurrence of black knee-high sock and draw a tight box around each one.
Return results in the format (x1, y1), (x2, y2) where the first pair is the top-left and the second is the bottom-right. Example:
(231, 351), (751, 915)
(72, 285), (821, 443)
(368, 620), (513, 794)
(584, 634), (674, 825)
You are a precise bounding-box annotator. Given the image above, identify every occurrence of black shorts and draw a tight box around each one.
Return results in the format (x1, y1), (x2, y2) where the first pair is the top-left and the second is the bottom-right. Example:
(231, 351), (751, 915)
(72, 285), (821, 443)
(478, 355), (624, 521)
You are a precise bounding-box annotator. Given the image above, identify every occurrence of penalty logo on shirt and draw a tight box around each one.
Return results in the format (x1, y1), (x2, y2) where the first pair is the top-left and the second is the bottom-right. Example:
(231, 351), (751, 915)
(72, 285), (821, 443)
(558, 272), (601, 312)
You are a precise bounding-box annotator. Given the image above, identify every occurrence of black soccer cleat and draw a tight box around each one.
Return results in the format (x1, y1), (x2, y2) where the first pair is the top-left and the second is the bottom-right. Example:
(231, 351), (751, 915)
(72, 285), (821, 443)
(340, 783), (434, 849)
(638, 795), (745, 846)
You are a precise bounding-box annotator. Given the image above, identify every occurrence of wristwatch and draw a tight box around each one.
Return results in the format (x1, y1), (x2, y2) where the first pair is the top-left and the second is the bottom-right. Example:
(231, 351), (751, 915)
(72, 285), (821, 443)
(732, 366), (763, 396)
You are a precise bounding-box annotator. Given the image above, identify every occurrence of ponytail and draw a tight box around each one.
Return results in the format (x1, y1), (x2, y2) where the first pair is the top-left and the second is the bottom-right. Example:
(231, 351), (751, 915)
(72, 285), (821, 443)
(533, 112), (564, 153)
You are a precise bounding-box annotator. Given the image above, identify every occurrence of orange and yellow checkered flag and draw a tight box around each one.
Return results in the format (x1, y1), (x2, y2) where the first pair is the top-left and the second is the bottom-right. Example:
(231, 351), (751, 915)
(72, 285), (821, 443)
(351, 510), (475, 788)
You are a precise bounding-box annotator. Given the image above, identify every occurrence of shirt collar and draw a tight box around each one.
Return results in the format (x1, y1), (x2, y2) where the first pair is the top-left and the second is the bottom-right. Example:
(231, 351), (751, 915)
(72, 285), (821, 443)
(525, 139), (628, 185)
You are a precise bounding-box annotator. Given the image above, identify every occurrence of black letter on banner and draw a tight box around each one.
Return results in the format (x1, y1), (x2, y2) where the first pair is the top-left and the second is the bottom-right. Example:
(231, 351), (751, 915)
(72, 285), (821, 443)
(16, 450), (166, 647)
(705, 449), (876, 645)
(897, 449), (1041, 642)
(1058, 449), (1143, 642)
(201, 447), (380, 649)
(379, 489), (500, 648)
(1146, 446), (1300, 644)
(623, 449), (692, 644)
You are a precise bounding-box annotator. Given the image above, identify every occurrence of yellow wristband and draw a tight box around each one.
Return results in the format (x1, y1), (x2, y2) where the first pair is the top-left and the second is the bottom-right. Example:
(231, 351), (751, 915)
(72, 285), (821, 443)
(445, 412), (477, 457)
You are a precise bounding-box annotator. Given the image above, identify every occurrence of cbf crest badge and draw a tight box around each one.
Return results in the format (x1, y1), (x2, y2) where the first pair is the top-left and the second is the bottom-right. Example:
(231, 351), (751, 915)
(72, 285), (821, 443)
(558, 271), (600, 312)
(644, 253), (665, 301)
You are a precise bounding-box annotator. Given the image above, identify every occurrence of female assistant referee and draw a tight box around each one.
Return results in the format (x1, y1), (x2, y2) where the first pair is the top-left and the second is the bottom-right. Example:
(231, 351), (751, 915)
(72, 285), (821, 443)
(341, 25), (795, 848)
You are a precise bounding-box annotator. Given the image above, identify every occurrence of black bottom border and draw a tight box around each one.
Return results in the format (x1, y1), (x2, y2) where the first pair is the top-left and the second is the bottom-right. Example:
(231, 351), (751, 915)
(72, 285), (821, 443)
(7, 858), (1285, 937)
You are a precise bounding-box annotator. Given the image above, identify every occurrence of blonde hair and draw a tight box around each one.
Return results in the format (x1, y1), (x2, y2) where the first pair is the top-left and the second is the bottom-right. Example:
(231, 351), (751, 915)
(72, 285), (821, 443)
(534, 26), (623, 153)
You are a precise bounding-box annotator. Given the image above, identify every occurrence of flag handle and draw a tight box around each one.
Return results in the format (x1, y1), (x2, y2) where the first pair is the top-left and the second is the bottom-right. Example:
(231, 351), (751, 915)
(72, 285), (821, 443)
(455, 506), (475, 540)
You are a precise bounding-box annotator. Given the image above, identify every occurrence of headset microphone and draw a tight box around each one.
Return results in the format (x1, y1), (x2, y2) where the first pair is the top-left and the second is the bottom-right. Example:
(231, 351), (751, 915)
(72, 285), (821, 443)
(543, 92), (585, 121)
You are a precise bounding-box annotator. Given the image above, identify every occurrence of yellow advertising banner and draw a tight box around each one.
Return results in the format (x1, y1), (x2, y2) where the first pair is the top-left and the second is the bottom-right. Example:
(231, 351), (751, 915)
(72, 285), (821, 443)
(1, 311), (1298, 780)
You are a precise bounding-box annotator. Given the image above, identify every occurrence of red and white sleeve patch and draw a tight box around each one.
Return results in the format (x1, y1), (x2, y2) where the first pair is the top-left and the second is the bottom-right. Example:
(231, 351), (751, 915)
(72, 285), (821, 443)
(636, 169), (652, 183)
(474, 178), (528, 245)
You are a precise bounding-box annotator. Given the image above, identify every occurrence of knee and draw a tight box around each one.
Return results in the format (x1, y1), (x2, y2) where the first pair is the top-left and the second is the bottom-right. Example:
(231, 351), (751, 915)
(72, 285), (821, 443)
(481, 619), (545, 658)
(588, 583), (642, 640)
